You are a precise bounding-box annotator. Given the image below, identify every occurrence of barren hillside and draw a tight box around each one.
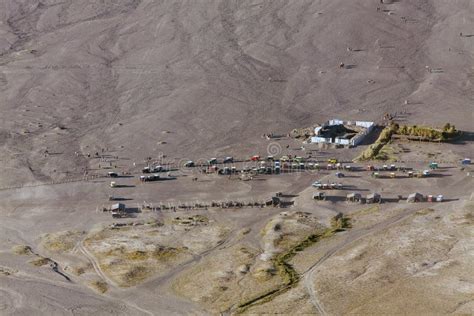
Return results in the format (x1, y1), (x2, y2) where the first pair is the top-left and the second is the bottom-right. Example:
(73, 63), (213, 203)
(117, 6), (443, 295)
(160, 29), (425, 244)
(1, 0), (472, 186)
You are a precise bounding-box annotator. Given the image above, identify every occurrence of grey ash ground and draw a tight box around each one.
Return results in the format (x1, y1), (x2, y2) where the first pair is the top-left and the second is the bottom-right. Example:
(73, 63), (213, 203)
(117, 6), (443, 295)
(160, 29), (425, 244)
(0, 1), (473, 315)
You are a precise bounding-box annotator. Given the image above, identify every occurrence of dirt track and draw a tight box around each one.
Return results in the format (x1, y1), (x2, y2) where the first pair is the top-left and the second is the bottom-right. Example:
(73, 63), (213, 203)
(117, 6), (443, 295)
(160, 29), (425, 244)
(302, 206), (422, 315)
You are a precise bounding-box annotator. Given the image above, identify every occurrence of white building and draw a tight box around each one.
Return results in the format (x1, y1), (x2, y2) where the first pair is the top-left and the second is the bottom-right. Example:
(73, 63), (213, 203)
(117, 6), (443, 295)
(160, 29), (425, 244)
(311, 119), (375, 147)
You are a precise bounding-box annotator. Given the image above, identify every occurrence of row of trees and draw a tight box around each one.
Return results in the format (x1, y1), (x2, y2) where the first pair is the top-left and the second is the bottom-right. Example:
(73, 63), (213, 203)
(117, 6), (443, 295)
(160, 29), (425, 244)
(392, 122), (458, 141)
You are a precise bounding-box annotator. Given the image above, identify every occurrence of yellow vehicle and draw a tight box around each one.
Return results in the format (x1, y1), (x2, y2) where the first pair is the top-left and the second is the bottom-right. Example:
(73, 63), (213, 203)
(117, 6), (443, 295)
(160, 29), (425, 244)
(294, 156), (305, 162)
(327, 158), (338, 164)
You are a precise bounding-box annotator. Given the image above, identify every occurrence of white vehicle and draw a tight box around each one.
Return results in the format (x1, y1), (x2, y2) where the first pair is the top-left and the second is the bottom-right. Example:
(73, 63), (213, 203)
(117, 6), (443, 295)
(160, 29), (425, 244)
(312, 181), (322, 188)
(223, 157), (234, 163)
(184, 160), (195, 167)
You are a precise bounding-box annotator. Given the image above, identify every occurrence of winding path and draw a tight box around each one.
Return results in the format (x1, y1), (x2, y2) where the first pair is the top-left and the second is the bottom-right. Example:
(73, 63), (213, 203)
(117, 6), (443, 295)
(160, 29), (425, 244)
(78, 240), (119, 288)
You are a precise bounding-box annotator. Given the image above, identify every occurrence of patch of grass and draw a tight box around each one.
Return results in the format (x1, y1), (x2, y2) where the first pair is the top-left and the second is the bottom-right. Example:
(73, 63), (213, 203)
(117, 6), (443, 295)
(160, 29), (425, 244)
(121, 265), (149, 285)
(123, 247), (180, 261)
(0, 266), (18, 276)
(68, 264), (88, 276)
(145, 219), (163, 227)
(239, 247), (256, 258)
(172, 215), (209, 226)
(100, 262), (151, 287)
(41, 230), (85, 252)
(12, 245), (33, 255)
(331, 214), (352, 231)
(464, 212), (474, 224)
(29, 256), (51, 267)
(397, 123), (459, 141)
(415, 208), (435, 216)
(90, 280), (108, 293)
(151, 247), (180, 261)
(462, 202), (474, 224)
(125, 250), (148, 260)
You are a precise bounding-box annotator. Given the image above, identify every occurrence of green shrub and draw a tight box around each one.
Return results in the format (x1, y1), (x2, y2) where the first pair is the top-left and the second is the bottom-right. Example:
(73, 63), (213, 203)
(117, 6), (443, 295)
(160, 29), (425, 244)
(397, 123), (458, 141)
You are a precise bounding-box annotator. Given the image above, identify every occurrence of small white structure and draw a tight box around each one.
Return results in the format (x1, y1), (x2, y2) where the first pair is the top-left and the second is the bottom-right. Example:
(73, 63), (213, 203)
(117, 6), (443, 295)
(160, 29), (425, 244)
(312, 136), (332, 143)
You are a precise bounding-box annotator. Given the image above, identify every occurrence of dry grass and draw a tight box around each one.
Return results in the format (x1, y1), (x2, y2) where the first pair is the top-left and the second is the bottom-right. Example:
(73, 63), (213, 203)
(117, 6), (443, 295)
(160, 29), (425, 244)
(464, 212), (474, 224)
(124, 250), (149, 260)
(67, 262), (91, 276)
(96, 246), (183, 287)
(90, 280), (108, 293)
(29, 256), (51, 267)
(121, 265), (149, 286)
(172, 244), (270, 314)
(40, 230), (84, 252)
(462, 202), (474, 224)
(123, 247), (181, 261)
(12, 244), (33, 255)
(415, 208), (435, 216)
(151, 247), (181, 261)
(0, 266), (18, 276)
(171, 214), (209, 226)
(81, 218), (227, 287)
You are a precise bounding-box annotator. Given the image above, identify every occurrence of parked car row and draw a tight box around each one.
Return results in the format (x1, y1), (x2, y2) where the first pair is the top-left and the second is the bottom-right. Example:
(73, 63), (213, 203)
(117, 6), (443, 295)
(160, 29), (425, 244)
(142, 165), (169, 173)
(181, 155), (311, 167)
(140, 174), (162, 182)
(312, 181), (343, 190)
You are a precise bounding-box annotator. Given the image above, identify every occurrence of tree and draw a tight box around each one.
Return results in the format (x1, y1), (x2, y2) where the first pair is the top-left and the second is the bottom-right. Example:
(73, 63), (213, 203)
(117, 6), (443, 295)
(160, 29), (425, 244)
(443, 123), (451, 132)
(399, 125), (408, 135)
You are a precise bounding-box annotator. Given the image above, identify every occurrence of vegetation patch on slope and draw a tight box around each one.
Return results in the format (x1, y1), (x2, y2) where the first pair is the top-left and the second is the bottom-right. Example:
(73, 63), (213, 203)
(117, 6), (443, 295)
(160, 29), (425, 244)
(357, 123), (460, 161)
(236, 213), (351, 313)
